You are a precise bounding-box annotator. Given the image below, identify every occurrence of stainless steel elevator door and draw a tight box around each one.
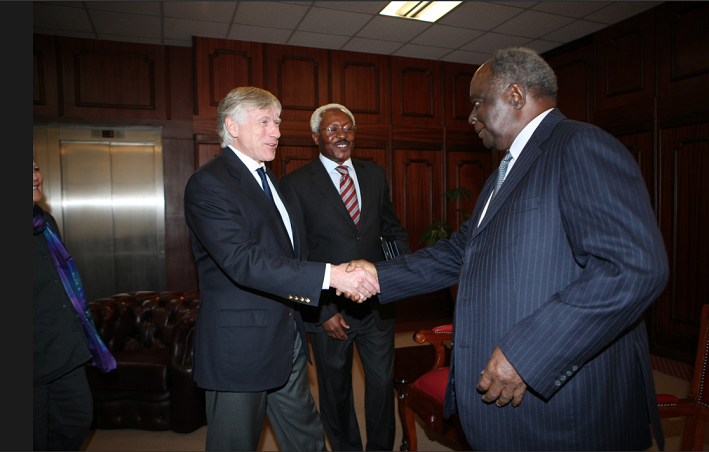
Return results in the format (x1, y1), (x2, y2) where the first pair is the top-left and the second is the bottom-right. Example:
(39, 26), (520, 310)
(59, 136), (165, 302)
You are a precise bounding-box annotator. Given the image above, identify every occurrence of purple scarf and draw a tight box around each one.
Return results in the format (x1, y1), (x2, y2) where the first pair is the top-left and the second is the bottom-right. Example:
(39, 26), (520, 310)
(33, 205), (116, 372)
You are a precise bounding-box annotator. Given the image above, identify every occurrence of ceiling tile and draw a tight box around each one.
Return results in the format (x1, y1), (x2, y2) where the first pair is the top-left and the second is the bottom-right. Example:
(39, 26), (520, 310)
(493, 10), (575, 38)
(313, 1), (389, 14)
(33, 3), (94, 32)
(164, 38), (194, 48)
(89, 10), (162, 38)
(164, 17), (230, 41)
(489, 2), (539, 8)
(462, 33), (531, 53)
(342, 37), (403, 55)
(411, 24), (484, 49)
(164, 2), (238, 22)
(438, 2), (524, 31)
(441, 49), (491, 65)
(234, 2), (310, 29)
(86, 1), (162, 16)
(531, 1), (611, 18)
(228, 24), (292, 44)
(298, 7), (372, 36)
(542, 19), (607, 43)
(287, 31), (350, 49)
(356, 16), (431, 43)
(585, 2), (662, 24)
(99, 34), (164, 46)
(34, 27), (97, 40)
(524, 39), (562, 54)
(394, 44), (451, 60)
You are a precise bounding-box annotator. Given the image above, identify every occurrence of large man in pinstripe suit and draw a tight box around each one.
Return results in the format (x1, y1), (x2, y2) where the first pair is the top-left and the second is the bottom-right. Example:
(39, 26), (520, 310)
(346, 47), (669, 450)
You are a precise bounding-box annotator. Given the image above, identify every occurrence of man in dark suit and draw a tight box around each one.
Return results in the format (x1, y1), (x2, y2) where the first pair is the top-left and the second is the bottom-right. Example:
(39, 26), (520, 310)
(346, 48), (668, 450)
(183, 87), (380, 451)
(280, 104), (410, 451)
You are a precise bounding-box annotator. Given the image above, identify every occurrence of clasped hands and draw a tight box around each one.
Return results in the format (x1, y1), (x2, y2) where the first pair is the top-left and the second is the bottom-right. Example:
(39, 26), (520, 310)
(329, 261), (379, 302)
(330, 260), (378, 302)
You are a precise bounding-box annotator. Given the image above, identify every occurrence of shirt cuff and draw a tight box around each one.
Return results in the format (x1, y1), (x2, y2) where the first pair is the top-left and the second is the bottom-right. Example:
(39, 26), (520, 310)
(322, 263), (331, 290)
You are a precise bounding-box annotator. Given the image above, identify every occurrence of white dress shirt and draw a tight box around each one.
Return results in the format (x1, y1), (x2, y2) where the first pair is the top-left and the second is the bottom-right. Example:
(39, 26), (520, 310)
(477, 108), (553, 226)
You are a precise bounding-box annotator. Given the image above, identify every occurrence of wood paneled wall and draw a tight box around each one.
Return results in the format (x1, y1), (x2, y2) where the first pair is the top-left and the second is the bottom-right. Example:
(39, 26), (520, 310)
(33, 1), (709, 357)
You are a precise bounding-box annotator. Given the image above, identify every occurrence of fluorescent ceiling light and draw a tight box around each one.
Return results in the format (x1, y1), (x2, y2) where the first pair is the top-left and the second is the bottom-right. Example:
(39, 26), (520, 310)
(380, 1), (462, 22)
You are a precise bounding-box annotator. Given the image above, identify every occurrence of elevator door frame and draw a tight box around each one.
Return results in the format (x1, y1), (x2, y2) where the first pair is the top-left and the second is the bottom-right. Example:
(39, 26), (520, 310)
(33, 124), (166, 298)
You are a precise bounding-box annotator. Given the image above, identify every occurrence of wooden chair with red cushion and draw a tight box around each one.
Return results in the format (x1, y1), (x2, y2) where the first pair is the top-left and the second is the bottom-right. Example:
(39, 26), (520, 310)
(657, 304), (709, 450)
(395, 324), (471, 451)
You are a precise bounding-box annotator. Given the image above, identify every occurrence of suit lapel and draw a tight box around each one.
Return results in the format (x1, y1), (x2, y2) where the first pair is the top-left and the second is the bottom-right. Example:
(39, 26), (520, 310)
(220, 149), (295, 258)
(473, 109), (565, 236)
(310, 158), (358, 231)
(352, 159), (375, 231)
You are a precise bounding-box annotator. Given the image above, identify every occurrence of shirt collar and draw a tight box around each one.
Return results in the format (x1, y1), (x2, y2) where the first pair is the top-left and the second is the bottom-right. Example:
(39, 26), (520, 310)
(229, 145), (265, 173)
(319, 154), (353, 173)
(508, 108), (554, 160)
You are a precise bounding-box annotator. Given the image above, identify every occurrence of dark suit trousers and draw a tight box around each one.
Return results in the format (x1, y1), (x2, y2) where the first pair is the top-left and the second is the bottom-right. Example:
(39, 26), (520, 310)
(204, 321), (325, 451)
(310, 314), (395, 451)
(33, 365), (93, 451)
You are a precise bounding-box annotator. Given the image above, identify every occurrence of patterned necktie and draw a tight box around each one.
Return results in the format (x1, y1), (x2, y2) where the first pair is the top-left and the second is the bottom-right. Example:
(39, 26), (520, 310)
(335, 165), (360, 228)
(491, 150), (513, 201)
(256, 167), (278, 211)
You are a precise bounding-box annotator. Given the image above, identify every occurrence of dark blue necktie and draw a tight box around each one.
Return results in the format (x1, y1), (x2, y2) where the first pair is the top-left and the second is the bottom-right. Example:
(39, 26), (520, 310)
(257, 167), (278, 211)
(257, 167), (293, 252)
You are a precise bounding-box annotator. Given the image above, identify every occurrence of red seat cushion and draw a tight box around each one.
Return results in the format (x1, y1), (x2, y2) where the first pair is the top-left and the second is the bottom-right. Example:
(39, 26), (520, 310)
(433, 324), (453, 333)
(656, 394), (679, 406)
(413, 366), (450, 402)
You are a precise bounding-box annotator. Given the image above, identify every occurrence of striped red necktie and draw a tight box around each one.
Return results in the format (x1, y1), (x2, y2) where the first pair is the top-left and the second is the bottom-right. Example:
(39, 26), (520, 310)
(335, 165), (360, 228)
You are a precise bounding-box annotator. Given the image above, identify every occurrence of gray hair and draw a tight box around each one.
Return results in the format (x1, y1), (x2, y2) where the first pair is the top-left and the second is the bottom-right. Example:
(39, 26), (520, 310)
(489, 47), (557, 101)
(310, 103), (356, 134)
(217, 87), (282, 147)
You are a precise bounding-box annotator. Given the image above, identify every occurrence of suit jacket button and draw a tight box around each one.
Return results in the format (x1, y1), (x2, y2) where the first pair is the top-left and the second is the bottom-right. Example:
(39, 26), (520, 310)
(300, 297), (305, 302)
(288, 295), (293, 300)
(305, 298), (310, 303)
(357, 236), (361, 241)
(288, 312), (293, 318)
(555, 380), (561, 386)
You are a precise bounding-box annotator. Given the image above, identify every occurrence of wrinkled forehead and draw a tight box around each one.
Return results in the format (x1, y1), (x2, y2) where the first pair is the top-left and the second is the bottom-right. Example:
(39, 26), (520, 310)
(248, 105), (279, 119)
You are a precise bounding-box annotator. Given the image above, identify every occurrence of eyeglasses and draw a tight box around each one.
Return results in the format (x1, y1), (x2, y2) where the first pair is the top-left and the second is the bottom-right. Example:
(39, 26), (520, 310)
(321, 125), (356, 135)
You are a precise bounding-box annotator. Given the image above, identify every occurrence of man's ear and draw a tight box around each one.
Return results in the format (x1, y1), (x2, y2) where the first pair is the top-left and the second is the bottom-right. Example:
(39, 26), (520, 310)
(510, 83), (526, 110)
(225, 117), (239, 139)
(312, 132), (320, 145)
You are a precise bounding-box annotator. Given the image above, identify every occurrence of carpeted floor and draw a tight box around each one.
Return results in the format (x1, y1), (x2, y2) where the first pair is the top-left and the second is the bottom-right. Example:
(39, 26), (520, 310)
(80, 331), (706, 451)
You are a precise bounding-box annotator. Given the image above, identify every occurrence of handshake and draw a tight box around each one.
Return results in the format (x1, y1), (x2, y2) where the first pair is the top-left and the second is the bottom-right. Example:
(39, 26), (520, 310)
(329, 260), (378, 302)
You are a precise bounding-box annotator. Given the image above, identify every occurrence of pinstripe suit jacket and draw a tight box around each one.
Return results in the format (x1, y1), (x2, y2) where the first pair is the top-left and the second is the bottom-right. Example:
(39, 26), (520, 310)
(376, 109), (668, 450)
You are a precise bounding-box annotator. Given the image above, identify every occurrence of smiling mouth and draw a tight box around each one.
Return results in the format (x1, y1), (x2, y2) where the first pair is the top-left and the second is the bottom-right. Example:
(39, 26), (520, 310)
(335, 140), (350, 149)
(475, 128), (485, 137)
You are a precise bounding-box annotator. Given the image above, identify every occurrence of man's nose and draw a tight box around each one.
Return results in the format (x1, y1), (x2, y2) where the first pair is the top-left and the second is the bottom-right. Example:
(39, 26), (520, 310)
(469, 111), (477, 125)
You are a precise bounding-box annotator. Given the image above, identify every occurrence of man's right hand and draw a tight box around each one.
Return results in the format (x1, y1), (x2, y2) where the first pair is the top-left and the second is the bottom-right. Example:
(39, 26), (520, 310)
(336, 260), (378, 302)
(322, 313), (350, 340)
(330, 262), (380, 303)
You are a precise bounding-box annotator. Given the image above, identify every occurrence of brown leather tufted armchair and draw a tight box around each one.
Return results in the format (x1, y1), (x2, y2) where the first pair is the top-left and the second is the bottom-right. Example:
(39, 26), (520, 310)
(86, 291), (206, 433)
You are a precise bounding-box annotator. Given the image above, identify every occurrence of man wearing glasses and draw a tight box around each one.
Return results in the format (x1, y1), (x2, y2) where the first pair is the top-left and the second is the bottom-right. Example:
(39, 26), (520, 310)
(281, 104), (410, 451)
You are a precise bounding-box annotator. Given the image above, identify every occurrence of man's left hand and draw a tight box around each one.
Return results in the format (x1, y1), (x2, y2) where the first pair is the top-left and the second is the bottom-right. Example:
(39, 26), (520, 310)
(477, 346), (527, 407)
